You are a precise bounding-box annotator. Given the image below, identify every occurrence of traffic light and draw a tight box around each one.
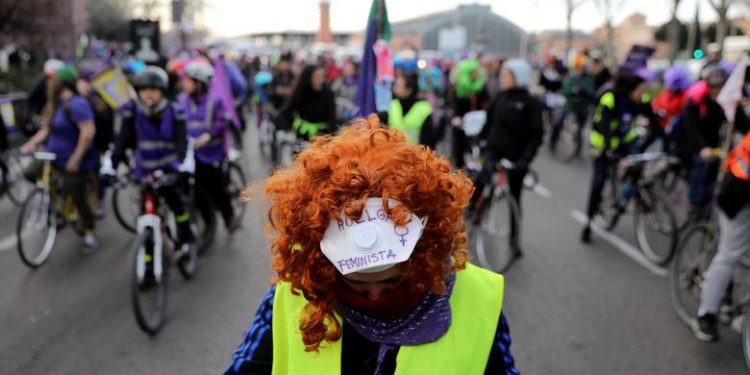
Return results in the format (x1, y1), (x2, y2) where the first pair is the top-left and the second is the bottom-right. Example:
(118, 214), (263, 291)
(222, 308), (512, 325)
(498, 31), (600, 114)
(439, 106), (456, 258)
(693, 49), (704, 59)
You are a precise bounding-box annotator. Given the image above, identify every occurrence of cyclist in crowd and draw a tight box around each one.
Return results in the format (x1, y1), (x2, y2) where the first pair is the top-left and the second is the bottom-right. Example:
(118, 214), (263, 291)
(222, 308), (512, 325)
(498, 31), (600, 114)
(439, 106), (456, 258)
(76, 60), (115, 154)
(270, 54), (296, 129)
(538, 56), (564, 94)
(331, 59), (358, 124)
(26, 59), (66, 122)
(380, 72), (434, 146)
(472, 58), (544, 257)
(226, 116), (518, 375)
(549, 55), (595, 156)
(179, 59), (238, 232)
(678, 66), (736, 221)
(281, 64), (337, 141)
(108, 66), (195, 250)
(580, 71), (662, 243)
(451, 58), (488, 169)
(588, 51), (613, 93)
(694, 121), (750, 342)
(652, 65), (694, 171)
(20, 66), (99, 250)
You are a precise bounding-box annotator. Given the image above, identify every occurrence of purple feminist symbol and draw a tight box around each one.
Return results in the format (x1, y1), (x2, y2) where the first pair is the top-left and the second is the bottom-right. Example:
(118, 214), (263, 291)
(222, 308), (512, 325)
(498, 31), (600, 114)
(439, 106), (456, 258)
(394, 226), (409, 246)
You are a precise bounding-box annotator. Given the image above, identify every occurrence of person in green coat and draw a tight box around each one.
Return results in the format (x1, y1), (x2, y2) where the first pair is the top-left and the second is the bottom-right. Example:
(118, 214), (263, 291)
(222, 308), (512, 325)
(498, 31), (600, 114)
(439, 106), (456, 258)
(549, 55), (595, 156)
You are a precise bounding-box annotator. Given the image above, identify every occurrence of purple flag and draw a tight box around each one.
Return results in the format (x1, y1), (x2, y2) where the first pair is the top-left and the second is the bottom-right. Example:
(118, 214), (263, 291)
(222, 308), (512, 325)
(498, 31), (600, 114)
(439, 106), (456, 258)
(210, 57), (241, 130)
(354, 19), (378, 118)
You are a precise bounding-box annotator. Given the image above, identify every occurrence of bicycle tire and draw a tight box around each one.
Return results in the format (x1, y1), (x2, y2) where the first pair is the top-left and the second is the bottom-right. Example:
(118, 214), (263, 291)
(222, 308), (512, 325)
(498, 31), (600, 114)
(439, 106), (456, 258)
(112, 184), (139, 233)
(16, 188), (58, 269)
(474, 190), (521, 273)
(5, 154), (30, 206)
(670, 223), (718, 328)
(131, 229), (168, 335)
(193, 187), (217, 257)
(227, 162), (248, 224)
(635, 186), (678, 265)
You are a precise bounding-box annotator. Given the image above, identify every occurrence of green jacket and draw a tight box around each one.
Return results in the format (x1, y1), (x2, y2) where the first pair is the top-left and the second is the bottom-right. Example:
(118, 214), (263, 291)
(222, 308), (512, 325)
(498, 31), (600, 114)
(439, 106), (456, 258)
(562, 73), (595, 117)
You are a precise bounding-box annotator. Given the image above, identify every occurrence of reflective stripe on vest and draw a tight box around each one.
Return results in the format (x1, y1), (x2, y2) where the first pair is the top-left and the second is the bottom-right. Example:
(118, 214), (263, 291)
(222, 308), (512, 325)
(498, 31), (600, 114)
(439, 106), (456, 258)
(271, 262), (504, 375)
(139, 153), (179, 169)
(590, 92), (637, 151)
(728, 132), (750, 181)
(138, 140), (176, 151)
(388, 99), (433, 144)
(292, 117), (328, 139)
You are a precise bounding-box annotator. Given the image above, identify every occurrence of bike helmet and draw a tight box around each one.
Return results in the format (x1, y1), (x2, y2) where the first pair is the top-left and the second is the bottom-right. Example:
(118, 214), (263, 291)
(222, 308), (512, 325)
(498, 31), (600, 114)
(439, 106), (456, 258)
(43, 59), (65, 78)
(133, 66), (169, 91)
(183, 59), (214, 85)
(664, 66), (693, 92)
(705, 66), (728, 88)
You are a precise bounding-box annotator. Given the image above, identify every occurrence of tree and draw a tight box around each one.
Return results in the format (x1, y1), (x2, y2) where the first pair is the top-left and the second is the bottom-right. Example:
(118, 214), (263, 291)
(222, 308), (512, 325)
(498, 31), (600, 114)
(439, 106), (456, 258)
(565, 0), (587, 59)
(87, 0), (134, 41)
(655, 20), (689, 51)
(667, 0), (683, 62)
(707, 0), (740, 55)
(593, 0), (627, 68)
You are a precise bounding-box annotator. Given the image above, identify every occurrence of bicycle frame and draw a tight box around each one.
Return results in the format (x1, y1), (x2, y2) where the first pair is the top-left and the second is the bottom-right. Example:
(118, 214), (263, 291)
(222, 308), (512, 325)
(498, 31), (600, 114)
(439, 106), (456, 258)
(135, 189), (165, 283)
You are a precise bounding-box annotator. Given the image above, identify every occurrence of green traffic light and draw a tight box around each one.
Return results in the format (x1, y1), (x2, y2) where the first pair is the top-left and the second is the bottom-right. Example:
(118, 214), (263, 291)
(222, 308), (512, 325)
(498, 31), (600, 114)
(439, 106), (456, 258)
(693, 49), (704, 59)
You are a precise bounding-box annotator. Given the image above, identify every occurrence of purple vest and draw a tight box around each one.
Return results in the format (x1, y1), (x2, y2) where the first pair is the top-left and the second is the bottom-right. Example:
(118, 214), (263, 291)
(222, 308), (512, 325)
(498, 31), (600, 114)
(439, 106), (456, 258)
(133, 104), (180, 179)
(181, 94), (227, 164)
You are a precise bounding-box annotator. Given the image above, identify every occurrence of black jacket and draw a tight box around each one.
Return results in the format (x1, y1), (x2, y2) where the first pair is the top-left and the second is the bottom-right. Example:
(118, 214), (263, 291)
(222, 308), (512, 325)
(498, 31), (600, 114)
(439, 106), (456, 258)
(482, 88), (544, 164)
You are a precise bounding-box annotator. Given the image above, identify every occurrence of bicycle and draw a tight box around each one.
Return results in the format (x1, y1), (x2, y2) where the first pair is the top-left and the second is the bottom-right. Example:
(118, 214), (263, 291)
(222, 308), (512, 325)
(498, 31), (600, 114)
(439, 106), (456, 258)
(258, 103), (279, 165)
(111, 171), (216, 257)
(467, 159), (522, 273)
(597, 152), (679, 265)
(550, 112), (588, 163)
(225, 155), (247, 232)
(670, 222), (750, 370)
(127, 170), (200, 335)
(0, 150), (31, 206)
(16, 152), (99, 268)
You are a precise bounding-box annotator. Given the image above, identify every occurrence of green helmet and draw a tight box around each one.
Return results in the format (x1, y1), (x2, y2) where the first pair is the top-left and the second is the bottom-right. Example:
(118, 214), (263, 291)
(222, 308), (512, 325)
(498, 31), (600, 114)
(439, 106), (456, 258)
(54, 66), (80, 85)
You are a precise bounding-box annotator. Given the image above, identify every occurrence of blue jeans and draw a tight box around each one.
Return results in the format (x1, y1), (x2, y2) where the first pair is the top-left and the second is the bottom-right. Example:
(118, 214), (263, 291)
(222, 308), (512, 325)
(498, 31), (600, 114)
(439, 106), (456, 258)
(688, 156), (720, 209)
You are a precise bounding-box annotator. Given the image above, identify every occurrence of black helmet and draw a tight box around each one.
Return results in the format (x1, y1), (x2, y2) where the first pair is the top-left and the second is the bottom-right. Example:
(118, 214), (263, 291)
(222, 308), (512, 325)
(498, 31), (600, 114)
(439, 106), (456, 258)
(705, 66), (728, 88)
(133, 66), (169, 91)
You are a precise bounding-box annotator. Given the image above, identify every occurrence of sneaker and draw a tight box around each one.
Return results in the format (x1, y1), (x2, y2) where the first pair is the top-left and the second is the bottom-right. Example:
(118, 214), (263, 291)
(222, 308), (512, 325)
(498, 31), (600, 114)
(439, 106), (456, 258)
(82, 233), (99, 254)
(692, 314), (719, 342)
(580, 225), (592, 243)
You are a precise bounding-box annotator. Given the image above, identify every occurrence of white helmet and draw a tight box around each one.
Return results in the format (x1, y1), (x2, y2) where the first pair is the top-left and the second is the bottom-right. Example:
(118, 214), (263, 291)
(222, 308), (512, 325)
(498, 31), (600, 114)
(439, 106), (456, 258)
(183, 59), (214, 85)
(43, 59), (65, 77)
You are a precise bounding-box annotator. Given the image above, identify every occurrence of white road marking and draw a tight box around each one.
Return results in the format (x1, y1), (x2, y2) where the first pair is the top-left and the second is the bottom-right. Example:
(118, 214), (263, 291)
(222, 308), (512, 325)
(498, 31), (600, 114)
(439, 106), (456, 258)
(0, 234), (17, 253)
(533, 184), (553, 199)
(569, 210), (668, 277)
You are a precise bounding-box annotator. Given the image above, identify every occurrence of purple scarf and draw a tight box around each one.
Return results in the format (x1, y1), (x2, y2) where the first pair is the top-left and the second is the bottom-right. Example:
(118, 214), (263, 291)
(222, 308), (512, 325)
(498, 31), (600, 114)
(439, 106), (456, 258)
(336, 274), (456, 374)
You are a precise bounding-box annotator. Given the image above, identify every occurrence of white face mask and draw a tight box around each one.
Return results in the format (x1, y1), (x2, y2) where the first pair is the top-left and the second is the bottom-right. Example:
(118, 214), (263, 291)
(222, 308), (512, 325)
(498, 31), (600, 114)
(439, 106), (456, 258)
(320, 198), (427, 275)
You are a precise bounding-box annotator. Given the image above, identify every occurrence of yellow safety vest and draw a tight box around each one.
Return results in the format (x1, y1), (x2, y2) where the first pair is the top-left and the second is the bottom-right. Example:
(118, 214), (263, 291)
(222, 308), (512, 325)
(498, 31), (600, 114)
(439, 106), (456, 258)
(589, 92), (640, 152)
(292, 117), (328, 139)
(271, 263), (504, 375)
(388, 99), (433, 144)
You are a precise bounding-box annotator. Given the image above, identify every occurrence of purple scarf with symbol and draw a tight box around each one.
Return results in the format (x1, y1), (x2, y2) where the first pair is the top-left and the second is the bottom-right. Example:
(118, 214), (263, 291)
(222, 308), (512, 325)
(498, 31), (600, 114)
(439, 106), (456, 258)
(336, 273), (455, 373)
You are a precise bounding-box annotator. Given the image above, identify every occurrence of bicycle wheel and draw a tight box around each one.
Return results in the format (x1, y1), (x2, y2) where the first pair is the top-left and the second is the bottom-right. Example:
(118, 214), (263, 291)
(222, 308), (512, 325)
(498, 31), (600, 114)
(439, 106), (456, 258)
(5, 154), (31, 206)
(259, 118), (277, 162)
(553, 115), (579, 162)
(176, 242), (197, 281)
(112, 184), (140, 233)
(474, 190), (521, 273)
(131, 228), (168, 335)
(597, 172), (622, 231)
(635, 186), (678, 265)
(193, 188), (216, 257)
(16, 188), (58, 269)
(670, 223), (718, 327)
(227, 162), (247, 224)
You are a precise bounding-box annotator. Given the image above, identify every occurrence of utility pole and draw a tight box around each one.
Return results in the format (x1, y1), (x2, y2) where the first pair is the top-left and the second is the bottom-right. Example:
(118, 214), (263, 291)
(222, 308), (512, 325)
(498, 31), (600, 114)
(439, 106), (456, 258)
(69, 0), (77, 60)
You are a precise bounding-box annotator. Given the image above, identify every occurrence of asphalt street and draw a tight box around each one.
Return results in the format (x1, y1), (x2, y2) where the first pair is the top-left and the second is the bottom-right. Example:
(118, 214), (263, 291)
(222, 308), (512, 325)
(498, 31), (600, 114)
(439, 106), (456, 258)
(0, 119), (746, 374)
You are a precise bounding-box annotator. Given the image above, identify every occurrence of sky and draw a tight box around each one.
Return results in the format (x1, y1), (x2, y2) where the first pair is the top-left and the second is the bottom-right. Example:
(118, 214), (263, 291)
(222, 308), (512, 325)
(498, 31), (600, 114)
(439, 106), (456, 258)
(197, 0), (746, 38)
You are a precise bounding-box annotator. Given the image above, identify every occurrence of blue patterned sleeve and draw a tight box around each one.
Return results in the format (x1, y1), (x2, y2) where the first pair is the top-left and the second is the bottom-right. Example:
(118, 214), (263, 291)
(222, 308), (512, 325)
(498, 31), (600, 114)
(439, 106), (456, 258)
(225, 285), (276, 375)
(485, 312), (520, 375)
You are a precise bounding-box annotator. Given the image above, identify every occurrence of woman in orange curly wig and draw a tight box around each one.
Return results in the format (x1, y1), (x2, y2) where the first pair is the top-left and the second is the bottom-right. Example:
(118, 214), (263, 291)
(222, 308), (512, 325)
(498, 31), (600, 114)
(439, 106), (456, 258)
(226, 115), (519, 375)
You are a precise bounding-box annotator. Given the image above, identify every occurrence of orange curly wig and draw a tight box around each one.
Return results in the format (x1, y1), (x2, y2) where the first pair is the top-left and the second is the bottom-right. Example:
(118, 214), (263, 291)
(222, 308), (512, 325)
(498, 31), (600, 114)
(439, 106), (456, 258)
(264, 115), (473, 351)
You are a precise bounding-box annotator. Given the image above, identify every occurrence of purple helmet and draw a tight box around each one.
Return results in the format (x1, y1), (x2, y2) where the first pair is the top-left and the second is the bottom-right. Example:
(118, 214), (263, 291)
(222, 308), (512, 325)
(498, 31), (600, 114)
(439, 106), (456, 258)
(664, 66), (693, 92)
